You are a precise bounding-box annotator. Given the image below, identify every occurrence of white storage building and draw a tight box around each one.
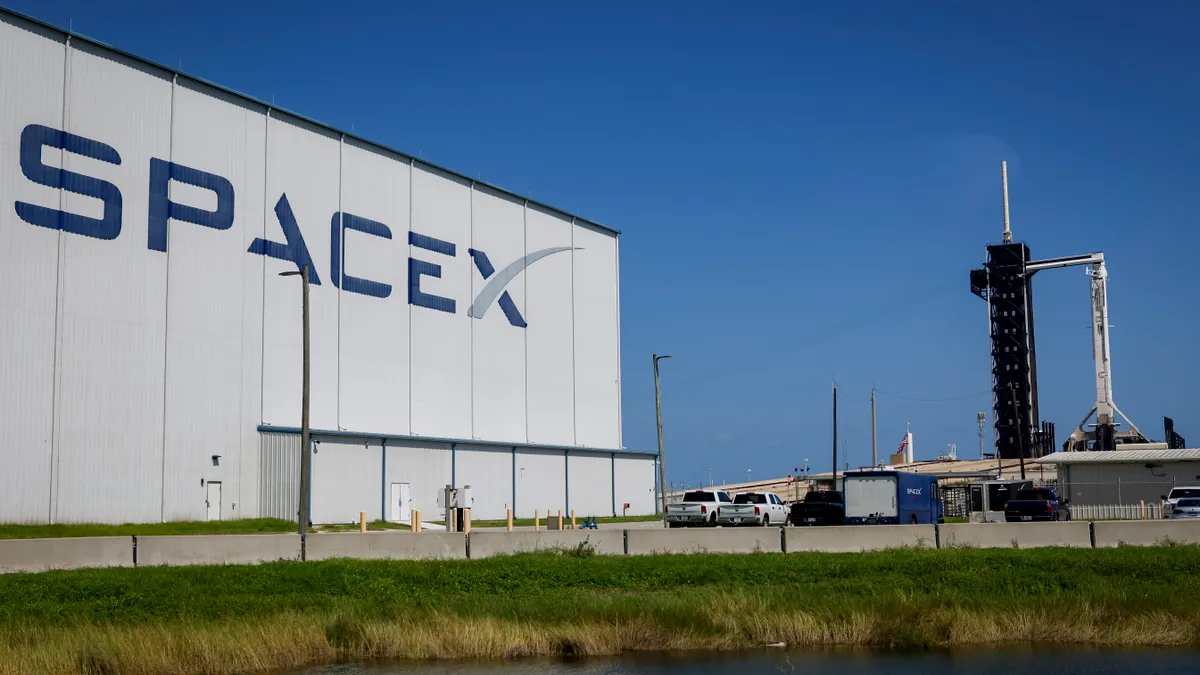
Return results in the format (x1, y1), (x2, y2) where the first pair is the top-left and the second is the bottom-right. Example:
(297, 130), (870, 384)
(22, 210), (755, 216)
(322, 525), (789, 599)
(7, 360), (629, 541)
(0, 8), (657, 525)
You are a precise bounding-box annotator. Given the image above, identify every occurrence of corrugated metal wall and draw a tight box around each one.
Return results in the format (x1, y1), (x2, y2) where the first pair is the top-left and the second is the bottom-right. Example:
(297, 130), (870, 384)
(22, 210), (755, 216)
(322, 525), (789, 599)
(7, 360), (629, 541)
(614, 455), (658, 516)
(514, 449), (566, 518)
(0, 10), (630, 524)
(568, 452), (614, 517)
(259, 432), (299, 521)
(310, 439), (383, 524)
(455, 445), (514, 520)
(384, 440), (453, 520)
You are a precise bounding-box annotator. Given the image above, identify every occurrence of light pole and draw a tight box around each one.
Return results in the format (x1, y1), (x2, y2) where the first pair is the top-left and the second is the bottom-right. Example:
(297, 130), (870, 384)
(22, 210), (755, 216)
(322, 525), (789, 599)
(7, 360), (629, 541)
(279, 264), (311, 540)
(653, 354), (672, 517)
(747, 468), (751, 483)
(708, 468), (712, 487)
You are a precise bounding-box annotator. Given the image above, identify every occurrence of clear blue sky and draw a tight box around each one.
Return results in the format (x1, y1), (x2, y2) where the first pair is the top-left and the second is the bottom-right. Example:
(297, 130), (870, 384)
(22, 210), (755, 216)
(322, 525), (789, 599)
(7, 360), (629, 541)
(17, 0), (1199, 488)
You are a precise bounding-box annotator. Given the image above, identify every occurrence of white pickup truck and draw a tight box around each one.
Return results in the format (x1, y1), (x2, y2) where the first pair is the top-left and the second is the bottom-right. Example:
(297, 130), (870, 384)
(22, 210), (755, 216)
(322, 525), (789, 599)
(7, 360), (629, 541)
(665, 489), (731, 528)
(716, 491), (790, 527)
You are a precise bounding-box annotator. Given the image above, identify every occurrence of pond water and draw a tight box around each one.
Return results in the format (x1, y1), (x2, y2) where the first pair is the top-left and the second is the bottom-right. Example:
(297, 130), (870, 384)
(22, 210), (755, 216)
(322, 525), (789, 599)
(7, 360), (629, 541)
(292, 648), (1200, 675)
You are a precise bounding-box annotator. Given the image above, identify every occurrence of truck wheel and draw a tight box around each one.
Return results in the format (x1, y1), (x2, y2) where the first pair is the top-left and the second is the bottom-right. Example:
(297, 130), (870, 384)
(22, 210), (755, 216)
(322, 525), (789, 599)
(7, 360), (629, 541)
(910, 514), (918, 525)
(709, 514), (718, 527)
(762, 516), (770, 527)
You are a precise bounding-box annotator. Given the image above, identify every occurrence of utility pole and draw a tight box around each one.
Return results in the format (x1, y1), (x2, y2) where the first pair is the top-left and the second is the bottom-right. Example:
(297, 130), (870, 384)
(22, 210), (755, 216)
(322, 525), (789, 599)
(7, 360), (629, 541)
(871, 388), (878, 467)
(1009, 384), (1027, 480)
(279, 263), (312, 545)
(832, 383), (838, 492)
(653, 354), (672, 518)
(708, 468), (712, 487)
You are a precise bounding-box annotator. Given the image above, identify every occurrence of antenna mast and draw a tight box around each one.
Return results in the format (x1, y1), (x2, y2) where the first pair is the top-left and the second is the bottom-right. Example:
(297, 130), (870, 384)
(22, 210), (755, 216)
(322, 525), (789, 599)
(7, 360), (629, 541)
(1001, 161), (1012, 243)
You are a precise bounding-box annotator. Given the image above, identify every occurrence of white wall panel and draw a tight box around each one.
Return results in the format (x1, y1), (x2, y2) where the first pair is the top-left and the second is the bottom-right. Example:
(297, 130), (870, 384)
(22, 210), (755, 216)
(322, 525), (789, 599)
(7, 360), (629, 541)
(384, 440), (452, 518)
(338, 141), (410, 435)
(470, 187), (526, 443)
(236, 105), (268, 520)
(54, 47), (172, 523)
(311, 438), (382, 524)
(409, 166), (471, 438)
(514, 448), (566, 518)
(614, 455), (657, 516)
(260, 117), (340, 431)
(572, 225), (620, 449)
(0, 20), (64, 522)
(524, 207), (574, 445)
(568, 451), (613, 518)
(455, 444), (514, 520)
(161, 84), (267, 521)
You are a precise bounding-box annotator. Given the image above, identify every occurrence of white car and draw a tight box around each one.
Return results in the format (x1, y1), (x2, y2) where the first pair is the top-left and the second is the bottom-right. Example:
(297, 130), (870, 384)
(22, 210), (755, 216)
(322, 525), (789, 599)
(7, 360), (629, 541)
(665, 489), (731, 527)
(1162, 486), (1200, 516)
(1168, 498), (1200, 520)
(716, 492), (790, 527)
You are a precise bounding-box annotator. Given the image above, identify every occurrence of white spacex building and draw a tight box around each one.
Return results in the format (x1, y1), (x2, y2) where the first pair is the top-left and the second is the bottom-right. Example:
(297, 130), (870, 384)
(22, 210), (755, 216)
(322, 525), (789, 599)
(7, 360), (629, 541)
(0, 8), (657, 525)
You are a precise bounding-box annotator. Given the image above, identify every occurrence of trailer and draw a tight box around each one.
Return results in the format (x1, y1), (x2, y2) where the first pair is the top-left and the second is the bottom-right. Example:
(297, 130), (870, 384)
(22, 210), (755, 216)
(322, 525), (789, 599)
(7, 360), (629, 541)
(843, 470), (943, 525)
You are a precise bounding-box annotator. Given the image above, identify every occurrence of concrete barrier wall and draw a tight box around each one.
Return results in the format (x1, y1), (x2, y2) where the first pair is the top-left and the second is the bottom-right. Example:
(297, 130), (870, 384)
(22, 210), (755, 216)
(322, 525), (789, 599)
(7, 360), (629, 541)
(1093, 520), (1200, 548)
(626, 527), (782, 555)
(306, 532), (466, 561)
(785, 525), (935, 553)
(939, 522), (1091, 549)
(0, 536), (133, 574)
(136, 534), (302, 566)
(469, 530), (624, 559)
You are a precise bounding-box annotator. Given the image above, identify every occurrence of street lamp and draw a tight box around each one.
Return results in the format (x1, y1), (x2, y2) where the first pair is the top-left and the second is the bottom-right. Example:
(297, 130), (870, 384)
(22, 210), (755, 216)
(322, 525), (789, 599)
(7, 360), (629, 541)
(279, 264), (311, 540)
(747, 468), (751, 483)
(708, 468), (712, 487)
(653, 354), (672, 518)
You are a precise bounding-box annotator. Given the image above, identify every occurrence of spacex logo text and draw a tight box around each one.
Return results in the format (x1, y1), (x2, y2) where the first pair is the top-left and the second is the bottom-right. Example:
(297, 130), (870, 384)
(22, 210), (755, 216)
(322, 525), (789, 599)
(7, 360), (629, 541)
(14, 123), (574, 328)
(906, 489), (922, 496)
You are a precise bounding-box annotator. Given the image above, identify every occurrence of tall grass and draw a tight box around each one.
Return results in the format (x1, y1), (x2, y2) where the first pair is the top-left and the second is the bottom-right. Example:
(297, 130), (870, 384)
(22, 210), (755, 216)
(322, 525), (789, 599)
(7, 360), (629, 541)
(0, 547), (1198, 674)
(0, 519), (296, 540)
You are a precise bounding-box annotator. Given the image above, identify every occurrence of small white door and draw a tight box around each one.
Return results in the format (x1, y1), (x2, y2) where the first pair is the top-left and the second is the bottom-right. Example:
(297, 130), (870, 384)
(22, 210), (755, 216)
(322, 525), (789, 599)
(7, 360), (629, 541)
(206, 481), (222, 521)
(389, 482), (411, 523)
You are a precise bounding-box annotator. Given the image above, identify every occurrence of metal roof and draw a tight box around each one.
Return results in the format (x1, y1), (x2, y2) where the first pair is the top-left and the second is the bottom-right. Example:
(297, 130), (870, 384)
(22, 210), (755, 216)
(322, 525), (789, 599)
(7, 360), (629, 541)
(1, 6), (620, 237)
(1036, 449), (1200, 465)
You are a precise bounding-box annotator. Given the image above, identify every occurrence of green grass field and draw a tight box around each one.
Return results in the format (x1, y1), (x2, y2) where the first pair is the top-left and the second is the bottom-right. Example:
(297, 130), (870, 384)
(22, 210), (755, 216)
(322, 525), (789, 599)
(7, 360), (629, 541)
(2, 546), (1199, 674)
(0, 518), (296, 540)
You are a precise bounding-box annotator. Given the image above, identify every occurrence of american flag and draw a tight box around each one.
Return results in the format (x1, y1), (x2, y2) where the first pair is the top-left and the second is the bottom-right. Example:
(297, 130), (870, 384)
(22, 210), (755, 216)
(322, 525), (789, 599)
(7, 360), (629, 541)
(897, 436), (908, 453)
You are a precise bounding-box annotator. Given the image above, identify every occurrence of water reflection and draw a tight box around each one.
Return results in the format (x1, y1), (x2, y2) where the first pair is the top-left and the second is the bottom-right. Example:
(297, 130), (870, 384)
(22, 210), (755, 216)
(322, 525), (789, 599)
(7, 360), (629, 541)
(294, 648), (1200, 675)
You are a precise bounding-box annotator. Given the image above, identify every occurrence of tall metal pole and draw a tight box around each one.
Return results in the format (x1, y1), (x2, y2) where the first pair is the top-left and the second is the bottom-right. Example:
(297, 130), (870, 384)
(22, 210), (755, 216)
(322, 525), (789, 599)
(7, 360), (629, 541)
(653, 354), (671, 518)
(1001, 161), (1012, 243)
(832, 384), (838, 491)
(299, 263), (311, 540)
(871, 389), (877, 467)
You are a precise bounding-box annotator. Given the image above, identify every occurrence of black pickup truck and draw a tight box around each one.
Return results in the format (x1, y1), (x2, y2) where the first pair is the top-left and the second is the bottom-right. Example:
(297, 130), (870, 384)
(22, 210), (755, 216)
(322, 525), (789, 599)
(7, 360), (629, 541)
(1003, 487), (1071, 522)
(789, 490), (845, 526)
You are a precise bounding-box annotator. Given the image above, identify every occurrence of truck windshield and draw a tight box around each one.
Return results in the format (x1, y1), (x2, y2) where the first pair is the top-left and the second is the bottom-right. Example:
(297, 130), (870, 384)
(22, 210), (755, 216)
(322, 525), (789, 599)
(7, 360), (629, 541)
(1170, 488), (1200, 499)
(806, 491), (839, 503)
(734, 494), (767, 504)
(1014, 489), (1055, 501)
(682, 491), (715, 502)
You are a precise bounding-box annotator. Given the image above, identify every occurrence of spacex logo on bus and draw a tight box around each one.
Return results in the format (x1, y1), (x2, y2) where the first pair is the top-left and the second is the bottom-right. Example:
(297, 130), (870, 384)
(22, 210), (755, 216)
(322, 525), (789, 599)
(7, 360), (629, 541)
(906, 488), (922, 496)
(13, 123), (573, 328)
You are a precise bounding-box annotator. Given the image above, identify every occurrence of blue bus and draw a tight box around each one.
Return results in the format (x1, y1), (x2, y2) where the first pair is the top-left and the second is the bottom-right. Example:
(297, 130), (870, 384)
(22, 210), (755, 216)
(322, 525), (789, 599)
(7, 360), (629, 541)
(842, 470), (943, 525)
